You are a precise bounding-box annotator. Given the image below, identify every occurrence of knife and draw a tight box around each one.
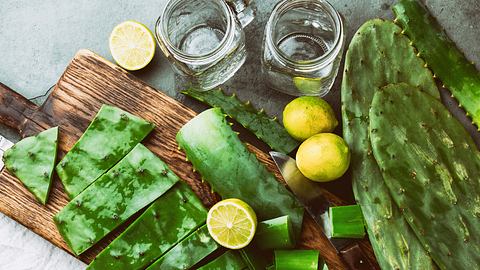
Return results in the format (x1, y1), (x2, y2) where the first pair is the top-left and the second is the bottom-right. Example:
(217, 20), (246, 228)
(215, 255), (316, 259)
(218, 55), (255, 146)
(270, 151), (374, 270)
(0, 134), (14, 171)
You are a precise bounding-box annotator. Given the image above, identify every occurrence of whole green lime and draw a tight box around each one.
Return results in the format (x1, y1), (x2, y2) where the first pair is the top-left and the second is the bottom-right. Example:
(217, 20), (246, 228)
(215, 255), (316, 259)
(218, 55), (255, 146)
(283, 96), (338, 141)
(296, 133), (350, 182)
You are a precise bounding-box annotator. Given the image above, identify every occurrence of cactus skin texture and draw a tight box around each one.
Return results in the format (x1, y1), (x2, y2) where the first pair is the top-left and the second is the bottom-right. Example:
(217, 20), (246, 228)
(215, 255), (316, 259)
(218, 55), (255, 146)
(87, 182), (207, 270)
(56, 105), (155, 199)
(182, 88), (299, 154)
(3, 127), (58, 204)
(369, 83), (480, 270)
(393, 0), (480, 128)
(341, 19), (438, 269)
(54, 144), (178, 255)
(145, 225), (219, 270)
(198, 251), (247, 270)
(176, 108), (304, 237)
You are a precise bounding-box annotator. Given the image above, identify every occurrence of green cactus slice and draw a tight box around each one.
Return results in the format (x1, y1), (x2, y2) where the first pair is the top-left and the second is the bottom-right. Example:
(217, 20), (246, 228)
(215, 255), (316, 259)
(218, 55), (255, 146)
(3, 127), (58, 204)
(341, 19), (438, 269)
(56, 105), (155, 199)
(176, 108), (304, 237)
(198, 251), (247, 270)
(145, 225), (219, 270)
(54, 144), (178, 255)
(393, 0), (480, 128)
(182, 88), (299, 154)
(369, 83), (480, 270)
(87, 182), (207, 270)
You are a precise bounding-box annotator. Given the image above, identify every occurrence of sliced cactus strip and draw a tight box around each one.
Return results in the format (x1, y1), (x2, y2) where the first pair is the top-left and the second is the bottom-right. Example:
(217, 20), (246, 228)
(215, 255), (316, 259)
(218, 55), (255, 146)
(87, 182), (207, 270)
(54, 144), (178, 255)
(341, 19), (438, 269)
(182, 88), (299, 154)
(198, 251), (247, 270)
(393, 0), (480, 127)
(56, 105), (155, 199)
(369, 84), (480, 270)
(176, 108), (304, 237)
(3, 127), (58, 204)
(145, 225), (219, 270)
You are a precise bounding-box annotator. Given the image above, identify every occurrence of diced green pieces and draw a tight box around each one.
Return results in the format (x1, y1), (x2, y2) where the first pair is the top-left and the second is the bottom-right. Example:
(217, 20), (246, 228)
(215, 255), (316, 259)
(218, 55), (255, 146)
(328, 205), (365, 239)
(56, 105), (155, 199)
(146, 225), (219, 270)
(182, 88), (299, 154)
(87, 182), (207, 269)
(274, 250), (321, 270)
(3, 127), (58, 204)
(198, 251), (247, 270)
(254, 216), (295, 250)
(54, 144), (178, 255)
(393, 0), (480, 126)
(176, 108), (304, 238)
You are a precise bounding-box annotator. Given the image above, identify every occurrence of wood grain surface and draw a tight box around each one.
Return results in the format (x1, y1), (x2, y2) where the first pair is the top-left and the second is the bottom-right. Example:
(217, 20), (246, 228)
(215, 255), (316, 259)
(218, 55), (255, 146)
(0, 50), (377, 269)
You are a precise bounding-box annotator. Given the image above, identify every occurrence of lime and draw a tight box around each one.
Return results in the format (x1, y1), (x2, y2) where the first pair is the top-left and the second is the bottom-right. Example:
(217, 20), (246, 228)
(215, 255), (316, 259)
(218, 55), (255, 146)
(283, 96), (338, 141)
(207, 198), (257, 249)
(296, 133), (350, 182)
(293, 77), (323, 94)
(109, 21), (156, 71)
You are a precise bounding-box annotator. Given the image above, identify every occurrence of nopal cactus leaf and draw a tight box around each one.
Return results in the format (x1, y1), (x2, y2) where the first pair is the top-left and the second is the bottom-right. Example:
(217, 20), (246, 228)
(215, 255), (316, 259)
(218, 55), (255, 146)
(56, 105), (155, 199)
(369, 83), (480, 270)
(3, 127), (58, 204)
(87, 182), (207, 270)
(341, 19), (438, 269)
(54, 144), (178, 255)
(182, 88), (299, 154)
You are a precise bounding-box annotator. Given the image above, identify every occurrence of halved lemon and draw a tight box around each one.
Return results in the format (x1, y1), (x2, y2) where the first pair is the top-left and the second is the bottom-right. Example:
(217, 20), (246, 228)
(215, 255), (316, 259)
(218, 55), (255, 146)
(207, 198), (257, 249)
(109, 21), (156, 71)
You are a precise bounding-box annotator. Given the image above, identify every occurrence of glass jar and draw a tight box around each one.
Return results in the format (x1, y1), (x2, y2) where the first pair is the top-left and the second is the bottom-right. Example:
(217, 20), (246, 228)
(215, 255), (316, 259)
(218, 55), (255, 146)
(262, 0), (345, 96)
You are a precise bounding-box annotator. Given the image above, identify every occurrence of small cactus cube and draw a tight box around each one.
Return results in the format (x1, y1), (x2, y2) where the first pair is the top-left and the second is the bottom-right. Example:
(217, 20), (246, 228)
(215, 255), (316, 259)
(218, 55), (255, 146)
(328, 205), (365, 239)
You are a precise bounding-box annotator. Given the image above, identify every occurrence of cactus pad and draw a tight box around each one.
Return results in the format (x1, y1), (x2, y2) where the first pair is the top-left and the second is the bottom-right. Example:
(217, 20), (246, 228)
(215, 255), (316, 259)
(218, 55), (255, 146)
(369, 83), (480, 269)
(3, 127), (58, 204)
(341, 19), (438, 269)
(87, 182), (207, 270)
(54, 144), (178, 255)
(182, 88), (299, 154)
(56, 105), (155, 199)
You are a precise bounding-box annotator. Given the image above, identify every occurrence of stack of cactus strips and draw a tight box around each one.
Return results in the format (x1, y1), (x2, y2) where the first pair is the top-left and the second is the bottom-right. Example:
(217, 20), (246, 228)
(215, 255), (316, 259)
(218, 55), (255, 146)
(54, 144), (178, 255)
(369, 84), (480, 269)
(182, 88), (299, 154)
(87, 182), (207, 270)
(176, 108), (304, 237)
(341, 19), (438, 269)
(393, 0), (480, 129)
(3, 127), (58, 205)
(56, 104), (155, 199)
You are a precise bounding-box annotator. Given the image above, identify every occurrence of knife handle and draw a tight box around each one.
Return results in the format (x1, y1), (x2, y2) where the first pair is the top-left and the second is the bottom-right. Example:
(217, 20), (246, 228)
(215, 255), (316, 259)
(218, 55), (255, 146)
(0, 82), (37, 133)
(339, 242), (379, 270)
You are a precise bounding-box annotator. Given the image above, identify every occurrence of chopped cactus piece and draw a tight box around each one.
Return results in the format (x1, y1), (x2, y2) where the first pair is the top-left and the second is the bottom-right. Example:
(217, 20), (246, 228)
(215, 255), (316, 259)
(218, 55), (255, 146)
(254, 216), (295, 250)
(3, 127), (58, 204)
(56, 105), (155, 199)
(198, 251), (247, 270)
(393, 0), (480, 127)
(328, 205), (365, 239)
(146, 225), (219, 270)
(176, 108), (304, 238)
(274, 250), (321, 270)
(54, 144), (178, 255)
(87, 182), (207, 270)
(182, 88), (299, 154)
(369, 83), (480, 270)
(341, 19), (438, 270)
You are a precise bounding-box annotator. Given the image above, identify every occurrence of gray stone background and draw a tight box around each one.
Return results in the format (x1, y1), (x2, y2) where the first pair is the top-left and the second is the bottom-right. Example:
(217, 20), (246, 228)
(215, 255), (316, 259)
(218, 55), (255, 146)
(0, 0), (478, 268)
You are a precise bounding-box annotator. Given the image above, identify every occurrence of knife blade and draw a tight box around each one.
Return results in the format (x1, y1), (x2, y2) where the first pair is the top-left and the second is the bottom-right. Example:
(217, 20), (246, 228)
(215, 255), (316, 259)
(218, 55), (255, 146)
(270, 151), (373, 270)
(0, 134), (14, 171)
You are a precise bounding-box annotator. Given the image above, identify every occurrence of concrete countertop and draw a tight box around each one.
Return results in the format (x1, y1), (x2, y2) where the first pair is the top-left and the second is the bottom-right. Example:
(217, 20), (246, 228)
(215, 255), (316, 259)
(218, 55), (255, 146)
(0, 0), (478, 268)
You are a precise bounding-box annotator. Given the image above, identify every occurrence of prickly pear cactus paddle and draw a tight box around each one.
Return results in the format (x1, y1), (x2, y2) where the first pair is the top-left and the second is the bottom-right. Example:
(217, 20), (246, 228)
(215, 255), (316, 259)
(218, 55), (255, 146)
(176, 108), (304, 237)
(54, 144), (178, 255)
(369, 83), (480, 270)
(3, 127), (58, 204)
(87, 182), (207, 270)
(341, 19), (438, 269)
(182, 88), (299, 154)
(56, 105), (155, 199)
(393, 0), (480, 128)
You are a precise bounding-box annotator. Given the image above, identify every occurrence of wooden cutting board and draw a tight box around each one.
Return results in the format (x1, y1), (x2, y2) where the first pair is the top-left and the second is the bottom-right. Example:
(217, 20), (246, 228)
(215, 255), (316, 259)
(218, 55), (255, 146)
(0, 50), (377, 269)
